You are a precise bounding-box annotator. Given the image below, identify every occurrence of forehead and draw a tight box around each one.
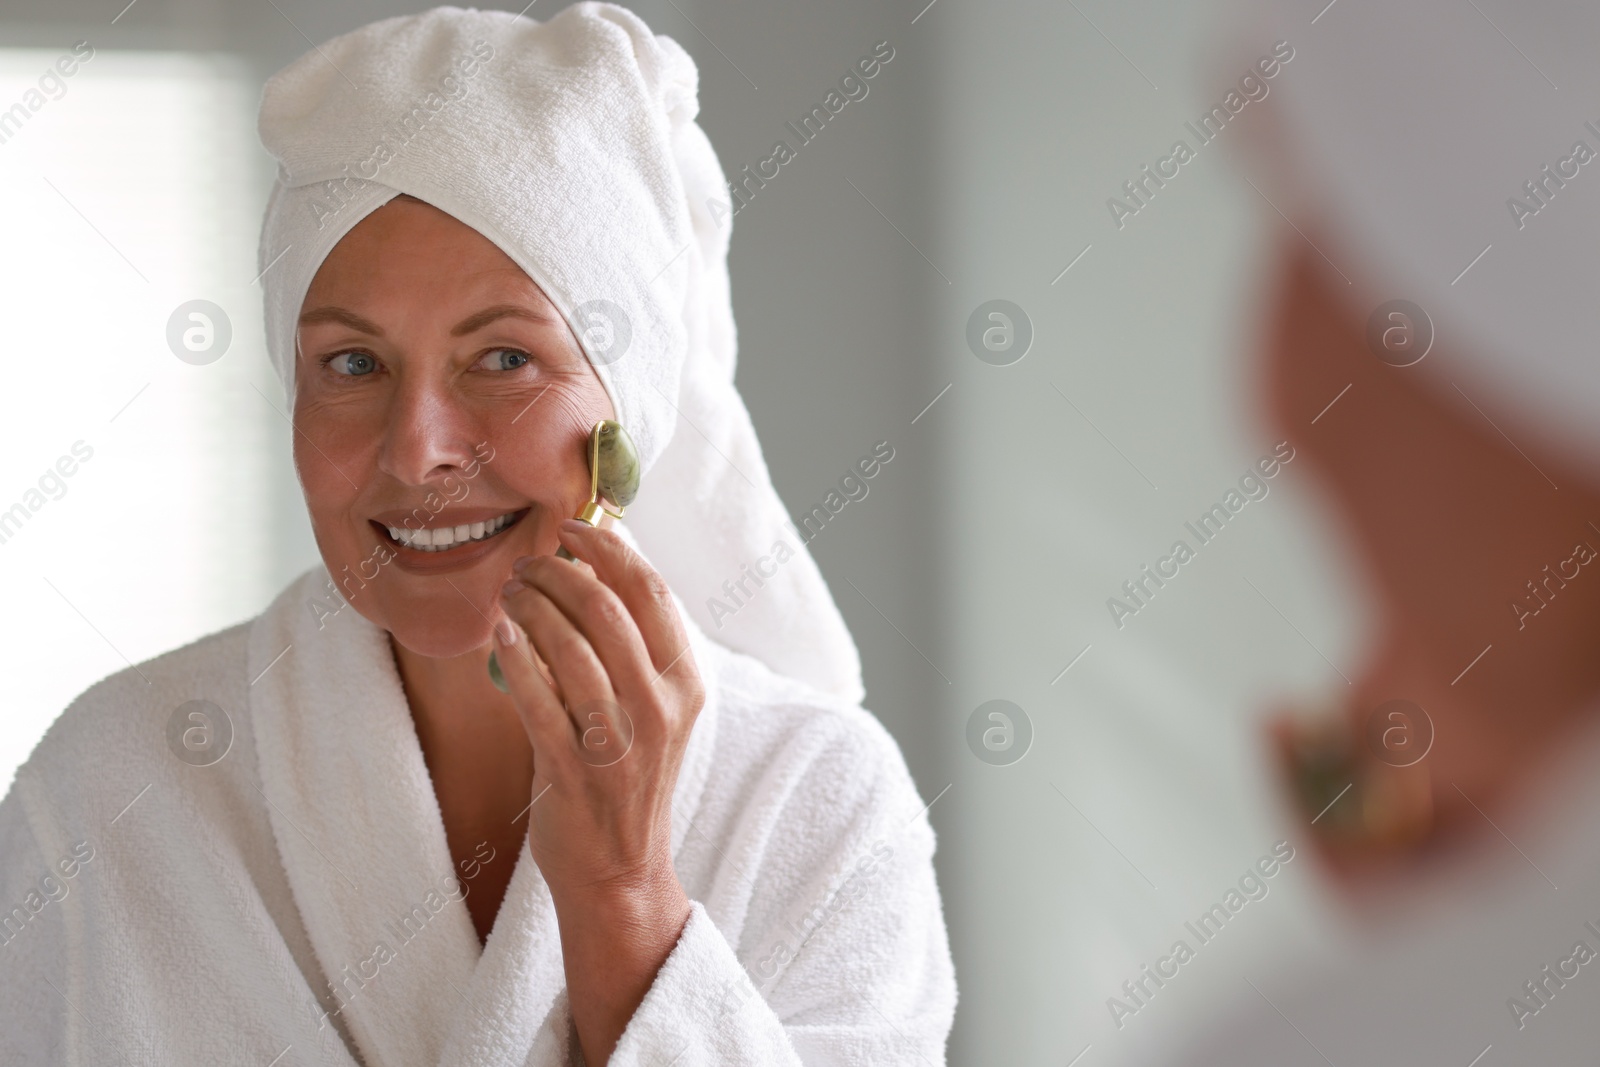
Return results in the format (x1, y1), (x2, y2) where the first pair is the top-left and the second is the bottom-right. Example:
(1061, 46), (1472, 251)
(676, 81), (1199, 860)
(306, 197), (553, 312)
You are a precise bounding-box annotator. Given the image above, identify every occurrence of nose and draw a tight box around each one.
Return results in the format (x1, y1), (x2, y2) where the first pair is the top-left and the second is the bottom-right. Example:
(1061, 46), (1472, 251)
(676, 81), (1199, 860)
(376, 374), (484, 486)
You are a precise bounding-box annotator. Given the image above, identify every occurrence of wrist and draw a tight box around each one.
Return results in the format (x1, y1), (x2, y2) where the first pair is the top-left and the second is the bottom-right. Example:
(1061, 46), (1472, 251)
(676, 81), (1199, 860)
(550, 859), (691, 1063)
(549, 858), (690, 941)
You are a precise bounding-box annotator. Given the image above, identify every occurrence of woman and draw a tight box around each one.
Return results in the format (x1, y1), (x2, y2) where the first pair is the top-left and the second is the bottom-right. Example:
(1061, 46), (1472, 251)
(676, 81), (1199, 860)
(1166, 0), (1600, 1061)
(0, 5), (955, 1064)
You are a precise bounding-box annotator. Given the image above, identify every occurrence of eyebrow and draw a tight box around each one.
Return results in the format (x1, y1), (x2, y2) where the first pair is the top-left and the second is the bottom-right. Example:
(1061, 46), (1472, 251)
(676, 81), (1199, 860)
(297, 303), (560, 338)
(449, 304), (561, 336)
(299, 306), (384, 334)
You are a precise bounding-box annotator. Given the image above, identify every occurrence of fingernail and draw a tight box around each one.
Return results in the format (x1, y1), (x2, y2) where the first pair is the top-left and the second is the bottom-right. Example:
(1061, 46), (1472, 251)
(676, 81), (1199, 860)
(559, 518), (588, 534)
(512, 555), (536, 572)
(501, 579), (522, 599)
(494, 617), (517, 645)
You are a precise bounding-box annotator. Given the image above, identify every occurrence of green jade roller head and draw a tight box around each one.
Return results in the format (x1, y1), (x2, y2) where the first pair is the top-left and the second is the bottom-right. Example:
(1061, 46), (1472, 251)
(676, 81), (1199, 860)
(488, 419), (640, 693)
(559, 419), (641, 549)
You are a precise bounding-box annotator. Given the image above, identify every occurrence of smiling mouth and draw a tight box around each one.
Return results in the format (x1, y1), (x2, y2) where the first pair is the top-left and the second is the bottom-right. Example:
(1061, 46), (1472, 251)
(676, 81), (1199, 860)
(374, 509), (528, 553)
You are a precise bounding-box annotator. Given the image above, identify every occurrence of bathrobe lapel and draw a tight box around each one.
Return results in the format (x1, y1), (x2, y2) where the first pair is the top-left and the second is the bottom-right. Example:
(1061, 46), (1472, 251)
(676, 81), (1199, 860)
(251, 566), (721, 1067)
(251, 571), (483, 1066)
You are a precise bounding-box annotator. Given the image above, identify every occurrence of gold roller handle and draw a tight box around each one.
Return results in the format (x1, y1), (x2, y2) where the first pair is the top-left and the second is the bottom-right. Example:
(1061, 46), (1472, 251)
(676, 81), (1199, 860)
(490, 420), (641, 691)
(556, 420), (635, 558)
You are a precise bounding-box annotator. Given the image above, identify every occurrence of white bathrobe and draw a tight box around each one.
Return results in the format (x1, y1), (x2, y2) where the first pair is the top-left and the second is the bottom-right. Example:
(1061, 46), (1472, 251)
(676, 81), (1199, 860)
(1159, 711), (1600, 1066)
(0, 563), (955, 1065)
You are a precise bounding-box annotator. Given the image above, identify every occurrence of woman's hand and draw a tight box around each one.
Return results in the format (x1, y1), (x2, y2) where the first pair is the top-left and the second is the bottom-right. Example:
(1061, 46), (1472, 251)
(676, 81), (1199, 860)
(494, 518), (705, 1062)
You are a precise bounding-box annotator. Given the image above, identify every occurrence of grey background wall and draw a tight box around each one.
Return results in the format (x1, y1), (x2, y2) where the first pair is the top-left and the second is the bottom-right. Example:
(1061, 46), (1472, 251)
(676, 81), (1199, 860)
(0, 1), (1369, 1063)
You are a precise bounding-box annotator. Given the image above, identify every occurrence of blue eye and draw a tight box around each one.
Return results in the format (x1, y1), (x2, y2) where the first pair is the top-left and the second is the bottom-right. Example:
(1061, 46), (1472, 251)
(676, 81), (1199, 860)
(327, 352), (378, 376)
(482, 348), (531, 371)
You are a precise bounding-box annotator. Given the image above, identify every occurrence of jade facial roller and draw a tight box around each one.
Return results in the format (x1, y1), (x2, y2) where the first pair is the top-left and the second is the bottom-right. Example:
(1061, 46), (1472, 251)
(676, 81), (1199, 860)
(488, 419), (640, 693)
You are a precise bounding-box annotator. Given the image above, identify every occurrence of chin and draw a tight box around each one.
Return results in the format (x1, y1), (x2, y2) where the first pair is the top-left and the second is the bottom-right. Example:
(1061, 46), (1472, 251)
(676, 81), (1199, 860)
(384, 613), (496, 660)
(337, 577), (501, 659)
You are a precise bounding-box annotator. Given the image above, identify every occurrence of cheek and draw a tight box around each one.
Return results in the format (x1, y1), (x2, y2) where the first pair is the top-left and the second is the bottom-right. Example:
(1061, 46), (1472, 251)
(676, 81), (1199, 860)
(502, 387), (611, 503)
(1262, 246), (1351, 437)
(292, 394), (378, 536)
(1261, 263), (1308, 430)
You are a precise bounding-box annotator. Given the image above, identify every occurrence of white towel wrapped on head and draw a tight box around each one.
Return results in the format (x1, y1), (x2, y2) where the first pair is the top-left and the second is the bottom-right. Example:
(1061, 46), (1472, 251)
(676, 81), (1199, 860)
(259, 1), (865, 703)
(1228, 0), (1600, 472)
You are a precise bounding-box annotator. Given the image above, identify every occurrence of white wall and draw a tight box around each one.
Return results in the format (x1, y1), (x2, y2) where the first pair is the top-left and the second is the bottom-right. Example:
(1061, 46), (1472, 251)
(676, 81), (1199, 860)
(924, 3), (1359, 1062)
(0, 46), (303, 788)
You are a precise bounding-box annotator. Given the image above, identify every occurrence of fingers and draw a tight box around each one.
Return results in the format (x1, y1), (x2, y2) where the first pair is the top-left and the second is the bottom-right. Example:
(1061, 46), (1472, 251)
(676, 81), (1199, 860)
(500, 577), (613, 718)
(492, 610), (573, 756)
(499, 619), (563, 698)
(515, 546), (658, 696)
(553, 520), (696, 683)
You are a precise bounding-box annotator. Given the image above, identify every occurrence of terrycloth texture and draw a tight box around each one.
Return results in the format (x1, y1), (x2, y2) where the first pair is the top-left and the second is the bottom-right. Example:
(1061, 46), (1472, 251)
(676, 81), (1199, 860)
(256, 3), (864, 703)
(1229, 0), (1600, 469)
(0, 562), (955, 1065)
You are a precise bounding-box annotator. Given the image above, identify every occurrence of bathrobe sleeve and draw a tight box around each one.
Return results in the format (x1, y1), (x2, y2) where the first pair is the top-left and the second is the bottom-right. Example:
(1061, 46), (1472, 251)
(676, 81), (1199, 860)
(607, 694), (956, 1066)
(0, 776), (76, 1065)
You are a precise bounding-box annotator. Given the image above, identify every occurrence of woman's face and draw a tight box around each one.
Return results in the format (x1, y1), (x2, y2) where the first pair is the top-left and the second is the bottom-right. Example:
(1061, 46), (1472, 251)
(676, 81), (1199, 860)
(1262, 240), (1600, 796)
(294, 196), (614, 659)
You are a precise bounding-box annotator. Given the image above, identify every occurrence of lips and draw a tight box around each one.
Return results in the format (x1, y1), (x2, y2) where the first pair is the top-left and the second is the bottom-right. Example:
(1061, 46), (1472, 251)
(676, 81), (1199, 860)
(368, 507), (529, 553)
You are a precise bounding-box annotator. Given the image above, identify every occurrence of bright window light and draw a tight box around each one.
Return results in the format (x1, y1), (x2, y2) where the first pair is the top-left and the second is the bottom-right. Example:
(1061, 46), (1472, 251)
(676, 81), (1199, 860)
(0, 48), (308, 790)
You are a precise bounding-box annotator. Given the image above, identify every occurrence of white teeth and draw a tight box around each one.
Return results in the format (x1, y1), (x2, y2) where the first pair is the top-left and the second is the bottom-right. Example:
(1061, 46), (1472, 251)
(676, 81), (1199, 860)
(386, 511), (519, 552)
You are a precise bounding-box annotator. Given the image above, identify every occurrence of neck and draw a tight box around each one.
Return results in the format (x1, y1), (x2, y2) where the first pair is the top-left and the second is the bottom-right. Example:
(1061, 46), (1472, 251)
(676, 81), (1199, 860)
(389, 634), (535, 857)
